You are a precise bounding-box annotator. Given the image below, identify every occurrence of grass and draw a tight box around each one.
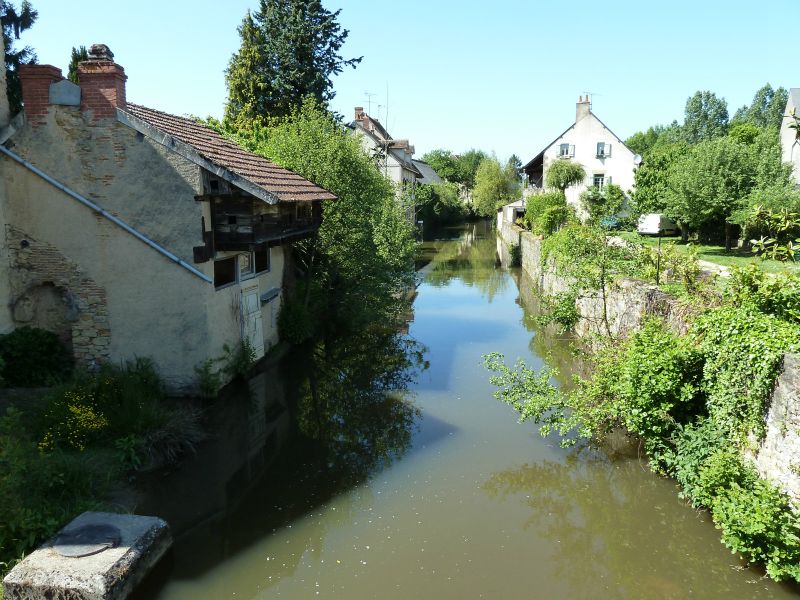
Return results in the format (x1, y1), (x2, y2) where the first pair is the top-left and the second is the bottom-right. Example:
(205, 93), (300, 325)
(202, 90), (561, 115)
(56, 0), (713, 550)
(618, 231), (800, 274)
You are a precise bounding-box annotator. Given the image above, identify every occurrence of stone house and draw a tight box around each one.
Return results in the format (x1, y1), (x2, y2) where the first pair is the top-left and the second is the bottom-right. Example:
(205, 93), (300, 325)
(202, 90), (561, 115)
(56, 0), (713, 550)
(522, 96), (641, 214)
(780, 88), (800, 184)
(0, 45), (335, 393)
(351, 107), (420, 220)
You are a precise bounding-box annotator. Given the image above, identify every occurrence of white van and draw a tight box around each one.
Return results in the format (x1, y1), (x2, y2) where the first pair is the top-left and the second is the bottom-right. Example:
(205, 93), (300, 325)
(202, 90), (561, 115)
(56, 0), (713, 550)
(637, 213), (679, 236)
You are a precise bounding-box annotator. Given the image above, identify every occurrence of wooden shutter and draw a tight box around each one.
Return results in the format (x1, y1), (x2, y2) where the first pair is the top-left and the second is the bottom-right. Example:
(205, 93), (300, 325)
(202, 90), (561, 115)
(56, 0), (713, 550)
(605, 144), (612, 157)
(569, 145), (575, 157)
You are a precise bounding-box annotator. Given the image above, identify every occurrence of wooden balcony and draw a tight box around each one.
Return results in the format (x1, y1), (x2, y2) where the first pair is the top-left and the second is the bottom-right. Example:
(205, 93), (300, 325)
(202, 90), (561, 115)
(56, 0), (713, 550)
(214, 215), (320, 251)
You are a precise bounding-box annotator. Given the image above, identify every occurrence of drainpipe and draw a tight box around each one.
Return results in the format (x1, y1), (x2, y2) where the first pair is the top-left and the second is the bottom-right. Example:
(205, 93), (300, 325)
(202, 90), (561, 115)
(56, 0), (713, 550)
(0, 144), (213, 283)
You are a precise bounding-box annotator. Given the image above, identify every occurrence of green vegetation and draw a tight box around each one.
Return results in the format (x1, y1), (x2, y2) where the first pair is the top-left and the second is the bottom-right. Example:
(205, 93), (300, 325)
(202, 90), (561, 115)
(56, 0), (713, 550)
(489, 214), (800, 581)
(627, 83), (793, 250)
(579, 183), (625, 225)
(66, 45), (88, 83)
(416, 181), (468, 225)
(523, 191), (575, 235)
(1, 0), (38, 114)
(422, 148), (487, 191)
(544, 159), (586, 193)
(472, 155), (520, 217)
(0, 359), (204, 576)
(224, 0), (361, 127)
(619, 231), (800, 273)
(220, 100), (416, 337)
(0, 327), (72, 387)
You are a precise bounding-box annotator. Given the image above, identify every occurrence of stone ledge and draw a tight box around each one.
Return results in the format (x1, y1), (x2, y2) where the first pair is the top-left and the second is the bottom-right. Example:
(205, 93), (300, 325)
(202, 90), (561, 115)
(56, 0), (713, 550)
(3, 511), (171, 600)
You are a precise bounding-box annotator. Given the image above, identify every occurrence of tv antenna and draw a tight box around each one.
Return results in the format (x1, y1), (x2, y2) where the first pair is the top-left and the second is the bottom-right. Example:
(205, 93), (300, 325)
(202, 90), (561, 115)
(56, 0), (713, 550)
(583, 91), (602, 107)
(364, 92), (376, 115)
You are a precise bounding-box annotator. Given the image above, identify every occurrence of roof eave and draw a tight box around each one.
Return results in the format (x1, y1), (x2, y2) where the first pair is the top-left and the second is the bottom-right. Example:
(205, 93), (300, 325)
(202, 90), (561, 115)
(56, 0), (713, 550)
(116, 108), (281, 205)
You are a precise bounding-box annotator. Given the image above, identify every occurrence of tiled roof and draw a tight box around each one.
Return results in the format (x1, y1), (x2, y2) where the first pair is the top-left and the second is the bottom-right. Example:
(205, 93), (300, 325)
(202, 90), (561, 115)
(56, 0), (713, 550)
(124, 103), (336, 203)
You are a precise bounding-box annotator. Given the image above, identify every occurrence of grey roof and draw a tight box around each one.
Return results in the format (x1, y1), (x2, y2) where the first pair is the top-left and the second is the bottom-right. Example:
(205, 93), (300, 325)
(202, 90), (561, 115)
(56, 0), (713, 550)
(413, 159), (443, 185)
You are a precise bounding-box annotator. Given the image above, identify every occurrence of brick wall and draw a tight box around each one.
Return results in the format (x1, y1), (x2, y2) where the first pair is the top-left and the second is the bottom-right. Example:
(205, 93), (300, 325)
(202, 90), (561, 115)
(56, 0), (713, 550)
(17, 64), (63, 127)
(5, 225), (111, 368)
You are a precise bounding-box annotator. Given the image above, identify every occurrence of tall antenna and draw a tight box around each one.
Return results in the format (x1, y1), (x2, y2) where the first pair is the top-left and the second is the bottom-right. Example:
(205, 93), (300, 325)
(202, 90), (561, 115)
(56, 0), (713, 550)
(364, 91), (376, 115)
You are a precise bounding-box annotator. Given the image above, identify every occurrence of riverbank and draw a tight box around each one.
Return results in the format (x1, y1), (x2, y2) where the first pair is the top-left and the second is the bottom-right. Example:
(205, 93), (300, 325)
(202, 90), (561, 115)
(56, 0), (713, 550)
(495, 213), (800, 583)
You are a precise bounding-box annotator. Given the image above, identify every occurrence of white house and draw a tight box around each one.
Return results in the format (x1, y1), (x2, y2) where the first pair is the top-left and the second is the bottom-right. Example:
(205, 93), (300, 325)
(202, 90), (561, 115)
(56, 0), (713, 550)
(780, 88), (800, 184)
(522, 96), (640, 214)
(351, 107), (420, 220)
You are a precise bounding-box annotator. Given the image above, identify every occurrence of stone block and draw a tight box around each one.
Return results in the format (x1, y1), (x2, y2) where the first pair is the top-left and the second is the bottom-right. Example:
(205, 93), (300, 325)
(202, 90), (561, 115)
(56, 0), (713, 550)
(49, 80), (80, 107)
(2, 511), (171, 600)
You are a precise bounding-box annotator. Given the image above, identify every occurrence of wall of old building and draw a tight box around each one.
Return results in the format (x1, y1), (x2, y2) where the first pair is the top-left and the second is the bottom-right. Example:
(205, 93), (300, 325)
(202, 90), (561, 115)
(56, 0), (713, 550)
(0, 101), (297, 391)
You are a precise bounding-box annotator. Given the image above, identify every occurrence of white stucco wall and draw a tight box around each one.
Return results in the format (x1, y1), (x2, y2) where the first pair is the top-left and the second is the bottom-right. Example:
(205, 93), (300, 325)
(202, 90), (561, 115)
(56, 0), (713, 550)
(542, 109), (638, 213)
(780, 90), (800, 185)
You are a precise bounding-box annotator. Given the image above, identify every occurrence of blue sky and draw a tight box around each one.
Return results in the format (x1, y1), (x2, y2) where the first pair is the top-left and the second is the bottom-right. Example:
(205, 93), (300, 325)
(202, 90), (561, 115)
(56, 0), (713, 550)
(19, 1), (796, 163)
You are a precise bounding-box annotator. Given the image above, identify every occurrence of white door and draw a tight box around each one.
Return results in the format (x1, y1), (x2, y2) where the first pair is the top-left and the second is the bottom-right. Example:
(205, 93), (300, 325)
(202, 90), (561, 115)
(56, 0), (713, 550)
(241, 286), (265, 360)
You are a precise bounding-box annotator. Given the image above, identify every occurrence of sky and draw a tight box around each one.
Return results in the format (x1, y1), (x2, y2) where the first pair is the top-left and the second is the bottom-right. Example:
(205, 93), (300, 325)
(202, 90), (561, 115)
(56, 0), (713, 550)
(16, 0), (798, 164)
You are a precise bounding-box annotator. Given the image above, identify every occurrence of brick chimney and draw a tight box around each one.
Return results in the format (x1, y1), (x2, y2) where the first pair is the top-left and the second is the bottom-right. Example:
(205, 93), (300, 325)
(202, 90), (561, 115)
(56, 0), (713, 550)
(354, 106), (365, 123)
(17, 64), (64, 127)
(576, 94), (591, 122)
(77, 44), (127, 119)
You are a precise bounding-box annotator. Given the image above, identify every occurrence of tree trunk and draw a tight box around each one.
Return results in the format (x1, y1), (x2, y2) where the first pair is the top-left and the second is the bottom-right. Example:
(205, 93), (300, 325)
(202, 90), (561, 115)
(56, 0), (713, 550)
(680, 224), (689, 243)
(724, 221), (732, 252)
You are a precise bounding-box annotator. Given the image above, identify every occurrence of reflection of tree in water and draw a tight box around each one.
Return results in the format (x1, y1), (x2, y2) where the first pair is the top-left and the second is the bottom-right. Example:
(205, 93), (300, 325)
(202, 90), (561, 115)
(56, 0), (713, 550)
(421, 222), (508, 302)
(481, 450), (794, 599)
(295, 323), (427, 484)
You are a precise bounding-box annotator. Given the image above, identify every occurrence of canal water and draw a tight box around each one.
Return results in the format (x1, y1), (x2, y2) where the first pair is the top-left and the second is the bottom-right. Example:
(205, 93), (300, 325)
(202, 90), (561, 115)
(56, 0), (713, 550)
(139, 221), (797, 599)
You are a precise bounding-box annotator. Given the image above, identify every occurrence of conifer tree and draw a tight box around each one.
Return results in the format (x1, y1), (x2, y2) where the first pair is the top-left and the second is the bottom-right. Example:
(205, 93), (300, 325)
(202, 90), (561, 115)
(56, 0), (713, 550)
(1, 0), (37, 114)
(224, 0), (360, 128)
(67, 45), (88, 83)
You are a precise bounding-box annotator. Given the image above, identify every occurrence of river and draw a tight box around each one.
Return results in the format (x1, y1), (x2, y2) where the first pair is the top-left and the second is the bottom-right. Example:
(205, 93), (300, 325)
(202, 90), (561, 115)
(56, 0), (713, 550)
(137, 221), (797, 599)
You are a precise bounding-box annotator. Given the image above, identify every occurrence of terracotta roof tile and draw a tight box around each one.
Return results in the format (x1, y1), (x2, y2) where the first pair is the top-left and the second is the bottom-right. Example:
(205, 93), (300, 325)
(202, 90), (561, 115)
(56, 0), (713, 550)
(124, 103), (336, 203)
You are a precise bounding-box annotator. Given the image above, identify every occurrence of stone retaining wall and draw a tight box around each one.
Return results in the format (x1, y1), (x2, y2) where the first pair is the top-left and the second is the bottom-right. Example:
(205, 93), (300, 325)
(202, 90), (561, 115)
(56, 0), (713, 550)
(497, 214), (800, 505)
(497, 218), (692, 338)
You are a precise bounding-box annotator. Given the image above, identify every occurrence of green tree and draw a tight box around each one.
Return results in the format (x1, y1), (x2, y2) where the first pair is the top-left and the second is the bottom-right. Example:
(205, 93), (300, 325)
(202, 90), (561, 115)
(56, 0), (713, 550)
(630, 141), (688, 217)
(731, 84), (788, 131)
(456, 149), (488, 190)
(1, 0), (37, 114)
(545, 159), (586, 193)
(506, 153), (522, 180)
(230, 100), (415, 333)
(625, 122), (682, 157)
(472, 156), (518, 217)
(421, 149), (460, 182)
(67, 45), (88, 83)
(728, 122), (761, 145)
(683, 90), (729, 143)
(666, 136), (756, 250)
(580, 183), (625, 225)
(224, 0), (361, 128)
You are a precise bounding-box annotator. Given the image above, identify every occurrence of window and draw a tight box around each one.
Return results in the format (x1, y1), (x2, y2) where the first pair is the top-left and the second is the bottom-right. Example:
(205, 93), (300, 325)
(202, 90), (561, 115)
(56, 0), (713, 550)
(593, 174), (605, 189)
(255, 248), (270, 274)
(559, 143), (570, 157)
(239, 252), (255, 279)
(214, 257), (236, 288)
(596, 142), (612, 158)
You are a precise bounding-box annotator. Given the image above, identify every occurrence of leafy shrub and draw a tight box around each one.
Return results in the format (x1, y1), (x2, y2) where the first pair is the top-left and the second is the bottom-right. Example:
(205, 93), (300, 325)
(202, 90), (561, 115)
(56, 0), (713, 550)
(37, 359), (204, 468)
(691, 305), (799, 439)
(726, 264), (800, 324)
(524, 192), (574, 235)
(0, 407), (111, 572)
(508, 243), (522, 267)
(0, 327), (72, 387)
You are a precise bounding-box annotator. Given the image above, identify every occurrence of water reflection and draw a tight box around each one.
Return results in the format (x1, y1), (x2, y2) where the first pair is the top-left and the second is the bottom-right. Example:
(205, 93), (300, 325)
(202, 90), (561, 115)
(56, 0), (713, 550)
(483, 450), (797, 598)
(294, 323), (427, 483)
(418, 221), (508, 302)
